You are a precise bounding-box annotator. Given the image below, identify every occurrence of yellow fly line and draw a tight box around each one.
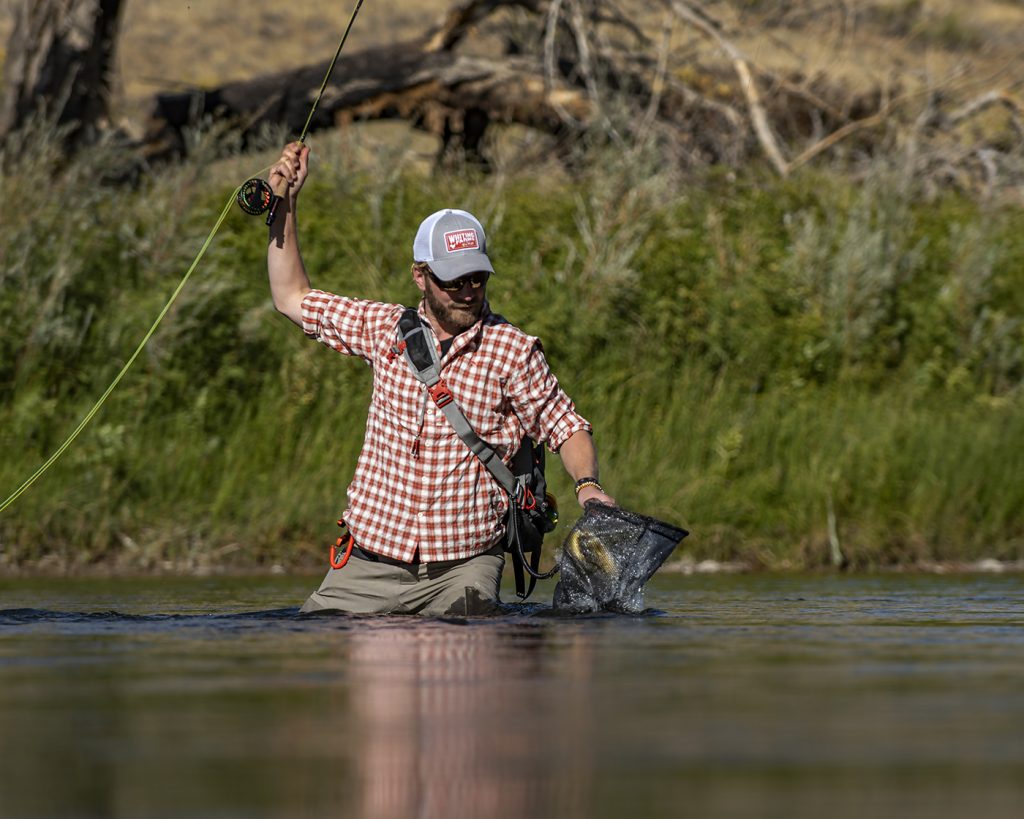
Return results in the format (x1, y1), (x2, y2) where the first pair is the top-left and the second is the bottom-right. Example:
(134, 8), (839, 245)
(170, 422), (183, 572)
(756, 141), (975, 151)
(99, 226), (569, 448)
(0, 0), (368, 515)
(0, 189), (239, 515)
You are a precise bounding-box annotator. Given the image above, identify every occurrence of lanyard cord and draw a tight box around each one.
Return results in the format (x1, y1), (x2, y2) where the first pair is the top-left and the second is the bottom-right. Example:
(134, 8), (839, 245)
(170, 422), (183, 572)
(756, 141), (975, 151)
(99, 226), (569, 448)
(0, 0), (367, 515)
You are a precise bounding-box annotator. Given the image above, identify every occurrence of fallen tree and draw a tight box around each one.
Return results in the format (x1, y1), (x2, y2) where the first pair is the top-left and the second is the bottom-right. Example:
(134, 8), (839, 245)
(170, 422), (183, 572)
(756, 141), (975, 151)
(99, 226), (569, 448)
(93, 0), (1024, 193)
(140, 0), (762, 167)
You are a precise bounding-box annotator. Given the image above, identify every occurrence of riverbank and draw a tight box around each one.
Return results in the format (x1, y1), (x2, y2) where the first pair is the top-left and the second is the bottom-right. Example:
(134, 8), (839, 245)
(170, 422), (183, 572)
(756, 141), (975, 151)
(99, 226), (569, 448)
(1, 126), (1022, 573)
(3, 548), (1024, 580)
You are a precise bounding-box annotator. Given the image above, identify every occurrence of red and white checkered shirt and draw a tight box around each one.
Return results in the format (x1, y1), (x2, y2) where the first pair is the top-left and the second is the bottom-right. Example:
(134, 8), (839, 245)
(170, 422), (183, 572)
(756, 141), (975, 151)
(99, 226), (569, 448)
(301, 290), (592, 563)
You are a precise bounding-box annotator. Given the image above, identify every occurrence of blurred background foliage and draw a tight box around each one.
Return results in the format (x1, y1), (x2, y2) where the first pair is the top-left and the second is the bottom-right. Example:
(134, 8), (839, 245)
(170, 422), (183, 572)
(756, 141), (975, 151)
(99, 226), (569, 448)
(1, 121), (1021, 573)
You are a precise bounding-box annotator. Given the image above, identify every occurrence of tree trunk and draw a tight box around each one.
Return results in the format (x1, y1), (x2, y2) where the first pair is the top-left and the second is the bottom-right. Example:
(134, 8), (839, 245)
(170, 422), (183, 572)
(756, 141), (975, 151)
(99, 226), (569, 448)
(0, 0), (124, 151)
(140, 42), (592, 166)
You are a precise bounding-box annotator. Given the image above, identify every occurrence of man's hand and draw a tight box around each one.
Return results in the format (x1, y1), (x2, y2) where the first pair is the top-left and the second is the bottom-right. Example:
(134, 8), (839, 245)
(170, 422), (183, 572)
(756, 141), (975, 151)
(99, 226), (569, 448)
(266, 141), (313, 327)
(576, 484), (616, 508)
(269, 142), (310, 203)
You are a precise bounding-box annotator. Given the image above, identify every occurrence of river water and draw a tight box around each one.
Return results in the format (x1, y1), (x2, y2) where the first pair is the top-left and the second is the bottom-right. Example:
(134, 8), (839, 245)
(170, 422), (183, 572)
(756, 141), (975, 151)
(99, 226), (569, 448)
(1, 572), (1022, 819)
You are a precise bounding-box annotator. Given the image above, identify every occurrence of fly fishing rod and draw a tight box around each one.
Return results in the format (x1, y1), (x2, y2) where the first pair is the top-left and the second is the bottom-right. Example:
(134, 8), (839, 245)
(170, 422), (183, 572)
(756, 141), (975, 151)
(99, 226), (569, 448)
(0, 0), (368, 515)
(236, 0), (366, 226)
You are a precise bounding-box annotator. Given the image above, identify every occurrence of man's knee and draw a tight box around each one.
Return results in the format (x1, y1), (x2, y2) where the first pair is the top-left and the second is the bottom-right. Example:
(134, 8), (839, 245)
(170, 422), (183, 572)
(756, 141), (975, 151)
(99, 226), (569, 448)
(420, 548), (504, 616)
(434, 583), (502, 616)
(299, 562), (401, 614)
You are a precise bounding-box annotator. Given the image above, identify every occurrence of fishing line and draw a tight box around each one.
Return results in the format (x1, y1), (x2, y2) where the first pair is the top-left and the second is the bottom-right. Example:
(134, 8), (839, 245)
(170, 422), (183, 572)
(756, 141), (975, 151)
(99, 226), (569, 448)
(238, 0), (366, 226)
(299, 0), (365, 145)
(0, 191), (239, 515)
(0, 0), (367, 515)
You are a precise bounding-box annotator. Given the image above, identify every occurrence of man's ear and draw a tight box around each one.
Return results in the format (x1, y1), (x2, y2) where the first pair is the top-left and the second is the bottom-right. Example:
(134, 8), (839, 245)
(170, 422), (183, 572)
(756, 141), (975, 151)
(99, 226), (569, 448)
(411, 263), (428, 294)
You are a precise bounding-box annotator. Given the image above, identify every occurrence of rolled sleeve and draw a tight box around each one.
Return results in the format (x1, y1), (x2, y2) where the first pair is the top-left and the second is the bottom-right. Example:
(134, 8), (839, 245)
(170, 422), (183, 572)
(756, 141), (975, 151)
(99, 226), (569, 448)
(301, 290), (401, 362)
(507, 341), (592, 452)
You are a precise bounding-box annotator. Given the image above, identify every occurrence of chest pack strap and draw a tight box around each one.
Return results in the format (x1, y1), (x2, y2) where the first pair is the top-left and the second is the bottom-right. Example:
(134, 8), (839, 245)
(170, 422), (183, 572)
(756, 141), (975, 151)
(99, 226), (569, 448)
(395, 308), (554, 598)
(396, 309), (523, 501)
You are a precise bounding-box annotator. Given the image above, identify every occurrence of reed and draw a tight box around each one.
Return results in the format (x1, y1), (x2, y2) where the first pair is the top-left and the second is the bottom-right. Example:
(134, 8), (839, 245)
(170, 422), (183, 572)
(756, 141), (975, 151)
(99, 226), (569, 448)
(1, 125), (1021, 572)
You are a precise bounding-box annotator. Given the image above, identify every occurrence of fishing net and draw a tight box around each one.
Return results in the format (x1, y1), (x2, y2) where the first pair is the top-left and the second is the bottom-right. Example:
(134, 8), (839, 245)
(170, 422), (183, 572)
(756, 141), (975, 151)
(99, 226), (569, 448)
(552, 502), (689, 613)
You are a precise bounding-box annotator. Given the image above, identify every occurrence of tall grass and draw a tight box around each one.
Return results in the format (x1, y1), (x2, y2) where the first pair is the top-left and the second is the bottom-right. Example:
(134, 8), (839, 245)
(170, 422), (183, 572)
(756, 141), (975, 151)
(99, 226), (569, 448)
(1, 125), (1022, 572)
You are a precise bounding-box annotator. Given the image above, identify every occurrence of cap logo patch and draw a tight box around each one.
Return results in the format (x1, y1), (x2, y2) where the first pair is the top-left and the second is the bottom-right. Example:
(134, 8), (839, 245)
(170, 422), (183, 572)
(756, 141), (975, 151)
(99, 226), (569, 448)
(444, 229), (480, 253)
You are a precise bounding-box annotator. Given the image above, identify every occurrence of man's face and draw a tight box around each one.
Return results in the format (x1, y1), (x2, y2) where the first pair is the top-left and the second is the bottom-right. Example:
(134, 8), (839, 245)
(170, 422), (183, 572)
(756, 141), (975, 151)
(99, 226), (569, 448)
(421, 269), (489, 334)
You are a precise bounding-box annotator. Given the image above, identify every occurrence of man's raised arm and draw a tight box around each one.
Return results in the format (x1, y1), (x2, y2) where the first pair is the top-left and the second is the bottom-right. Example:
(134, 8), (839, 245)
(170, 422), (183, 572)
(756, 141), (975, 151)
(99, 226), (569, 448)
(267, 142), (313, 326)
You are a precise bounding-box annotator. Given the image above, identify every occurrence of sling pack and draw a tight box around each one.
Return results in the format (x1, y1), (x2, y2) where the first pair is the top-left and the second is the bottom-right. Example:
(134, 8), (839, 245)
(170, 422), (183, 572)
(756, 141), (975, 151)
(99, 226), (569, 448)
(394, 308), (558, 599)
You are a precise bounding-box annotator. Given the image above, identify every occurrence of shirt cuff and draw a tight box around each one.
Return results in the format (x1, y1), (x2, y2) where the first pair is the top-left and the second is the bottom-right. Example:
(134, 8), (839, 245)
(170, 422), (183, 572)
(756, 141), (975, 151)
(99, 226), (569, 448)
(546, 414), (593, 453)
(300, 289), (333, 338)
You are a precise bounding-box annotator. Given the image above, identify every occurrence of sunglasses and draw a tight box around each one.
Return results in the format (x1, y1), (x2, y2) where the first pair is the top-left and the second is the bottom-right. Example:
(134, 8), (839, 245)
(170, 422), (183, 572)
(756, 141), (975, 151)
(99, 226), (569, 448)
(428, 269), (489, 292)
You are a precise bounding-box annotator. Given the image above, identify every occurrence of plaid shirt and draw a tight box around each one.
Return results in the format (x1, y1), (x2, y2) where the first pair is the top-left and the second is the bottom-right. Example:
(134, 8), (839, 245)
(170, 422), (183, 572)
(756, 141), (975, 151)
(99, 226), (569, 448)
(301, 290), (592, 563)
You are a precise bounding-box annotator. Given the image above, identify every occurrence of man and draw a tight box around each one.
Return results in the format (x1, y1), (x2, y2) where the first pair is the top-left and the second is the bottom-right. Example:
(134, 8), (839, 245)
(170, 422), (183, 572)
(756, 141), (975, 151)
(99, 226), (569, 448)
(268, 141), (615, 615)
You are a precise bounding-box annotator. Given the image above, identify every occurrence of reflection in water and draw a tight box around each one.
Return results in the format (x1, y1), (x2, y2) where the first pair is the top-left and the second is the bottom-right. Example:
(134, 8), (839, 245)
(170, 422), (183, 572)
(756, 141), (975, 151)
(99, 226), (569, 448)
(2, 575), (1024, 818)
(0, 605), (603, 819)
(342, 620), (593, 819)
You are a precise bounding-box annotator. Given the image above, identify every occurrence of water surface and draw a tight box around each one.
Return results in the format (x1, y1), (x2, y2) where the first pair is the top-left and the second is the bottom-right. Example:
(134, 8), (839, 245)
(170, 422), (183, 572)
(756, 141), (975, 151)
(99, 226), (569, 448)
(1, 573), (1022, 818)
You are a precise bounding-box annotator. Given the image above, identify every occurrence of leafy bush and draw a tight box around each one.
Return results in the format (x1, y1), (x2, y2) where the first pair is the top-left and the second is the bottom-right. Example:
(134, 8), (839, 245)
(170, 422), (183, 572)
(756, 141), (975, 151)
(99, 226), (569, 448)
(1, 124), (1022, 571)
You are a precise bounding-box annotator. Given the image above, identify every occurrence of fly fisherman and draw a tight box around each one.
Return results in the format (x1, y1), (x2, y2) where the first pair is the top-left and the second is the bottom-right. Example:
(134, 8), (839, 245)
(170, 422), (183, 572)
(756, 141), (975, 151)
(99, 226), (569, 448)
(267, 142), (616, 615)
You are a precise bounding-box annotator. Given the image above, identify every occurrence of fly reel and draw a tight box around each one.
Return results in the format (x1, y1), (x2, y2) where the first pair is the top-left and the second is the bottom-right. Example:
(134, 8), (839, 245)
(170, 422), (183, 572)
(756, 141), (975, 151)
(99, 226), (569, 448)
(237, 177), (283, 226)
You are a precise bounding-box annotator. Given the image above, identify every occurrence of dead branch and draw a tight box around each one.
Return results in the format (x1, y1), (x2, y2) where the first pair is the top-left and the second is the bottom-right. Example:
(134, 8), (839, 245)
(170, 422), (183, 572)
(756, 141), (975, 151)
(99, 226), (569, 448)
(636, 13), (673, 139)
(667, 0), (790, 175)
(787, 102), (895, 172)
(590, 0), (652, 47)
(947, 90), (1024, 141)
(542, 0), (586, 130)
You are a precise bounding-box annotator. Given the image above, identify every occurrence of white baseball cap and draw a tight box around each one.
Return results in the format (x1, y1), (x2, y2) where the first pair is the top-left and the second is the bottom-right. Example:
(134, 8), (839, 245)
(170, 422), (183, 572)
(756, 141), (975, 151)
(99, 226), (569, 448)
(413, 208), (494, 281)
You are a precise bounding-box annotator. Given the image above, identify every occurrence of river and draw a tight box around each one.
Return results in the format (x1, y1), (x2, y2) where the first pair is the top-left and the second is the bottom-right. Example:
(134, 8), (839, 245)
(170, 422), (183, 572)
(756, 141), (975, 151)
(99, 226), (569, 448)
(1, 572), (1022, 818)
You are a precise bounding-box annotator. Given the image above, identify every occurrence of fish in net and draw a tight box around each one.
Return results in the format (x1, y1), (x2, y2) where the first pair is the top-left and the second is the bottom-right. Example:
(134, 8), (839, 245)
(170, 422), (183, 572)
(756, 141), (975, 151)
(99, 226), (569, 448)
(552, 502), (689, 613)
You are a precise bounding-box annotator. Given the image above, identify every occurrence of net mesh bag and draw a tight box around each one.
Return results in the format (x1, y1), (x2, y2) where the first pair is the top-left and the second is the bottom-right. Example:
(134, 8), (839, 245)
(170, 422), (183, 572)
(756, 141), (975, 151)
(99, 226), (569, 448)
(552, 502), (689, 613)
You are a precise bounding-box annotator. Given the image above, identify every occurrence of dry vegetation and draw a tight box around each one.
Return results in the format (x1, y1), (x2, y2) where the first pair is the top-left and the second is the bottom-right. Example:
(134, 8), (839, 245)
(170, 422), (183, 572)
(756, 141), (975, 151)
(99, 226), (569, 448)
(3, 0), (1022, 192)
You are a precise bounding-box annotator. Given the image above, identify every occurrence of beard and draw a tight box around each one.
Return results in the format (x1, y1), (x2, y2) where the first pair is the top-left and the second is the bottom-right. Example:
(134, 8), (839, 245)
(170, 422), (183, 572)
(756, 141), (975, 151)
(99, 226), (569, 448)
(423, 285), (484, 334)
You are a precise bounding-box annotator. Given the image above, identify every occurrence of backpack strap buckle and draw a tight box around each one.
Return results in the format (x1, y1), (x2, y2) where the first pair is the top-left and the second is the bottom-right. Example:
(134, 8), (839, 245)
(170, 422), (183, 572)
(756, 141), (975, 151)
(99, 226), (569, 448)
(428, 381), (454, 408)
(386, 340), (407, 362)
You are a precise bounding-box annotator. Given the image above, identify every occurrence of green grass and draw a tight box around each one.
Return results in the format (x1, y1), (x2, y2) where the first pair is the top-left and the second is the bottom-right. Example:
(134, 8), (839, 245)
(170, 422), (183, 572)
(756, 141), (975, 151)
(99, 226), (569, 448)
(1, 126), (1022, 573)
